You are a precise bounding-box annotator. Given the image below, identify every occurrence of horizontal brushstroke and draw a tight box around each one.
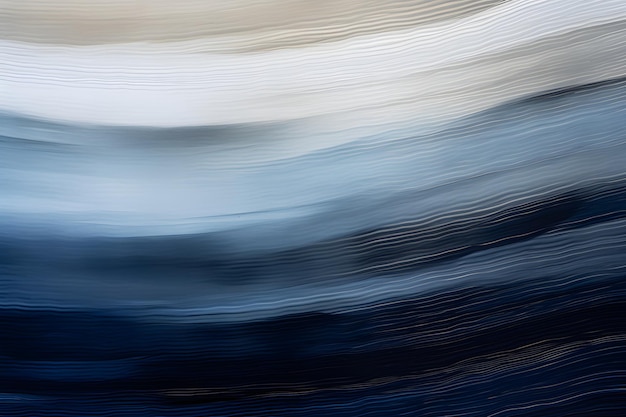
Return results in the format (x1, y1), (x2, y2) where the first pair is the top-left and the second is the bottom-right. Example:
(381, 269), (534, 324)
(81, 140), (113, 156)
(1, 0), (626, 415)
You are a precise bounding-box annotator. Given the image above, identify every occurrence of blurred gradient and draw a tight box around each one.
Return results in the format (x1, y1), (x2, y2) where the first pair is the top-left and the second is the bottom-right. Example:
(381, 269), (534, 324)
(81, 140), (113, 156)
(1, 0), (626, 415)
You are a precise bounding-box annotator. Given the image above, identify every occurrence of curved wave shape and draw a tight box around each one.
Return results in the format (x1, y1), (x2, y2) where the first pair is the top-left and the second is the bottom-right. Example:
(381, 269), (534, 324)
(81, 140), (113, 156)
(1, 1), (626, 416)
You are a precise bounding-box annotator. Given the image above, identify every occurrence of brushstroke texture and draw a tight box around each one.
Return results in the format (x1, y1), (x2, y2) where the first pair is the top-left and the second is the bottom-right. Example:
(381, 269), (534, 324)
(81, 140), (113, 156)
(1, 0), (625, 415)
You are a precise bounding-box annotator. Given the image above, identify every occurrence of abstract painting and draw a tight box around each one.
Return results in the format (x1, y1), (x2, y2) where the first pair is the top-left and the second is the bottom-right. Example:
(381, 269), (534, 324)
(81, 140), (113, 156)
(1, 0), (625, 415)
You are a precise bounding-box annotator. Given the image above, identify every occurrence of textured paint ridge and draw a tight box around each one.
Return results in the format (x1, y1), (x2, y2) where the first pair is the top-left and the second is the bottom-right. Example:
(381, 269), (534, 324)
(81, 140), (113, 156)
(1, 0), (626, 415)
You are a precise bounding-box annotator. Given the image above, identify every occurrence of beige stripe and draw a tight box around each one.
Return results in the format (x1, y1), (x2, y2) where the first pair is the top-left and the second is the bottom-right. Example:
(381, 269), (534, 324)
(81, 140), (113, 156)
(0, 0), (507, 51)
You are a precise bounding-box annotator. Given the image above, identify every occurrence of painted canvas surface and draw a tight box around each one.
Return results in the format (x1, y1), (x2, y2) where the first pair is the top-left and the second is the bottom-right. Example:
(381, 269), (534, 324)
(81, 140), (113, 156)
(1, 1), (626, 415)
